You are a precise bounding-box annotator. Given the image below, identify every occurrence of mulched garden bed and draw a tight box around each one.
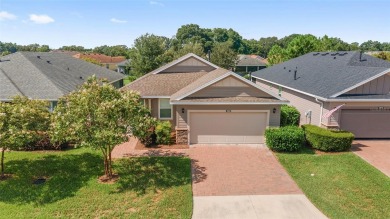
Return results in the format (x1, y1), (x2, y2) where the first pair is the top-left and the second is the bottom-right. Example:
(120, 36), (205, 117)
(135, 140), (189, 150)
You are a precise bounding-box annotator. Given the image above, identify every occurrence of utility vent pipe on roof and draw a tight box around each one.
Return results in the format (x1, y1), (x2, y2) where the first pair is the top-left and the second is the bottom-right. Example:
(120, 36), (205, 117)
(47, 60), (51, 64)
(359, 51), (363, 61)
(37, 56), (41, 59)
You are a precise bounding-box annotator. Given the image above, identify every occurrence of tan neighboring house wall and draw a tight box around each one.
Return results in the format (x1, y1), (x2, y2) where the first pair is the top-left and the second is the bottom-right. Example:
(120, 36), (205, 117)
(345, 73), (390, 95)
(255, 79), (322, 126)
(324, 101), (390, 127)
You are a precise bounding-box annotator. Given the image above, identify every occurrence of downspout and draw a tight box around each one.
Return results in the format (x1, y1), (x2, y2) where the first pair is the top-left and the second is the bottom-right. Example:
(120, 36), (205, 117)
(315, 98), (324, 126)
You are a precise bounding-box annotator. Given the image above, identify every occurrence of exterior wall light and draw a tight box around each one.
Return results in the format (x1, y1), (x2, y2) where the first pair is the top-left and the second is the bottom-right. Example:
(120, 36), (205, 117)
(182, 108), (185, 113)
(273, 108), (276, 114)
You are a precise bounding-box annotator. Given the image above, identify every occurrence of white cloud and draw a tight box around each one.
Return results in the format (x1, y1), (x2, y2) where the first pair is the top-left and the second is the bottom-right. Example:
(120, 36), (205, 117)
(150, 1), (164, 6)
(110, 18), (127, 23)
(0, 11), (17, 21)
(29, 14), (54, 24)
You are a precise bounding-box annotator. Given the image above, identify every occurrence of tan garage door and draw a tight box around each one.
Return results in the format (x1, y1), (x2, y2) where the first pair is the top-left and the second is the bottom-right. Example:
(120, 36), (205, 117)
(340, 109), (390, 138)
(189, 111), (268, 144)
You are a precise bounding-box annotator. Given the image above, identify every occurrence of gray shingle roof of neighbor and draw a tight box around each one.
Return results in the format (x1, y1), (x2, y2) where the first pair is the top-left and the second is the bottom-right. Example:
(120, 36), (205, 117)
(0, 52), (125, 101)
(236, 55), (267, 67)
(251, 51), (390, 99)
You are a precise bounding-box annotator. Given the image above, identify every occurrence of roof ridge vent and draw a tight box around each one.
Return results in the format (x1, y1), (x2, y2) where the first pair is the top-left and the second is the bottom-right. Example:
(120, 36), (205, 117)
(313, 52), (320, 56)
(321, 52), (329, 56)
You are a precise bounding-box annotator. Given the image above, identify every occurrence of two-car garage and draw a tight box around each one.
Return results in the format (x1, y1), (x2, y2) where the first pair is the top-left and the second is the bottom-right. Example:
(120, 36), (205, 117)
(188, 111), (269, 144)
(340, 109), (390, 138)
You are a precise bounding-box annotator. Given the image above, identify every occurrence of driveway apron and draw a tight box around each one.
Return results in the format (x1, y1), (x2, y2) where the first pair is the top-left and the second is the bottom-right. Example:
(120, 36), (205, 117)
(190, 145), (327, 219)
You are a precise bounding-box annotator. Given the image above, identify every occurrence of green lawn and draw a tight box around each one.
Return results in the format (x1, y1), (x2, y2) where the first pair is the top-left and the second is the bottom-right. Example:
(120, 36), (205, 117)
(276, 148), (390, 219)
(0, 148), (192, 219)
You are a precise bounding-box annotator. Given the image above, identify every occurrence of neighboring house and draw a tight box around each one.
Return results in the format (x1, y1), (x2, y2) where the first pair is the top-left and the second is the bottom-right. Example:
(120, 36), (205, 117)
(72, 53), (126, 71)
(117, 59), (131, 74)
(122, 53), (288, 145)
(235, 54), (268, 73)
(252, 51), (390, 138)
(0, 52), (125, 110)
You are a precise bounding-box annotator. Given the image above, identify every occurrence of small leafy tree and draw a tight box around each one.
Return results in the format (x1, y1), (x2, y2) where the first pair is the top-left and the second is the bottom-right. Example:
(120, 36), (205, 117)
(0, 97), (50, 178)
(51, 76), (150, 178)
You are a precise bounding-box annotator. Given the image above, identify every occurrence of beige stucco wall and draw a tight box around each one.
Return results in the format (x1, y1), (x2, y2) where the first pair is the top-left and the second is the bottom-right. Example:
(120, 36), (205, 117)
(256, 79), (322, 126)
(175, 104), (281, 129)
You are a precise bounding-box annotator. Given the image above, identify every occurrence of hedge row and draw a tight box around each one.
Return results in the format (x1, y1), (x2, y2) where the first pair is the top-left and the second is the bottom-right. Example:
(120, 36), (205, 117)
(265, 126), (305, 152)
(280, 105), (300, 127)
(302, 124), (354, 152)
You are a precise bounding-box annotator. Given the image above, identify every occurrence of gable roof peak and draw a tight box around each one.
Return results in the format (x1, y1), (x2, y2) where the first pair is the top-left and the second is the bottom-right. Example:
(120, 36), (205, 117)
(151, 53), (219, 75)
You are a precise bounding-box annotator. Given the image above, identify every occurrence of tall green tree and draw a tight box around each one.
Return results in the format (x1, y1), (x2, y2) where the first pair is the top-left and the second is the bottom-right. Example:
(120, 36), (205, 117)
(129, 33), (168, 77)
(210, 42), (238, 69)
(285, 34), (320, 59)
(258, 36), (279, 58)
(267, 45), (288, 66)
(0, 97), (50, 178)
(51, 76), (150, 179)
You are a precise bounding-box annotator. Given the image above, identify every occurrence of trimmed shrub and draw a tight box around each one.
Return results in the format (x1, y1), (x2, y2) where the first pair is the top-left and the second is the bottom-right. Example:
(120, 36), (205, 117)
(131, 115), (157, 146)
(302, 124), (354, 152)
(155, 121), (172, 145)
(265, 126), (305, 152)
(280, 105), (300, 127)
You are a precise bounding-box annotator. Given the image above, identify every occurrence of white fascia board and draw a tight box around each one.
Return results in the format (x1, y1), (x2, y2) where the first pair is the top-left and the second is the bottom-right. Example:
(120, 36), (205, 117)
(151, 53), (219, 75)
(170, 101), (288, 105)
(330, 68), (390, 98)
(251, 75), (327, 101)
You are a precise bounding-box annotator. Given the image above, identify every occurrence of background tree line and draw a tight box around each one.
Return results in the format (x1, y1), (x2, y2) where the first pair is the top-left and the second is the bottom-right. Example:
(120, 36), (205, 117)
(1, 23), (389, 74)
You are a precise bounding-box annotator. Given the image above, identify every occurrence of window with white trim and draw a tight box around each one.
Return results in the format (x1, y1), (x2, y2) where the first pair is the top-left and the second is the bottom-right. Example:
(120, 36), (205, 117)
(159, 98), (172, 119)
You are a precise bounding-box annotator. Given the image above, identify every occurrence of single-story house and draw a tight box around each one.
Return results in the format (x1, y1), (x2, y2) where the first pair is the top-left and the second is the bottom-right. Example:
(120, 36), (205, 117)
(117, 59), (131, 74)
(0, 52), (125, 110)
(235, 54), (268, 73)
(252, 51), (390, 138)
(72, 53), (126, 71)
(121, 53), (288, 145)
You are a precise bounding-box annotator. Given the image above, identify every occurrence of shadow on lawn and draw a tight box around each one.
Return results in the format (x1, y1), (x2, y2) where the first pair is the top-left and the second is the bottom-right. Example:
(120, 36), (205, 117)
(115, 157), (191, 195)
(0, 152), (102, 205)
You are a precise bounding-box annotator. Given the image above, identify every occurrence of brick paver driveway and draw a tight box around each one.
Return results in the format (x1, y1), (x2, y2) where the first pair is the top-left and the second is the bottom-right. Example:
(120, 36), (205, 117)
(352, 140), (390, 177)
(190, 145), (302, 196)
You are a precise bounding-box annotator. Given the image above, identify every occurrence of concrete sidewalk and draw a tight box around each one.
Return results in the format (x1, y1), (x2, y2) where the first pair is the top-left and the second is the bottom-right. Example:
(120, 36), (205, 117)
(192, 195), (327, 219)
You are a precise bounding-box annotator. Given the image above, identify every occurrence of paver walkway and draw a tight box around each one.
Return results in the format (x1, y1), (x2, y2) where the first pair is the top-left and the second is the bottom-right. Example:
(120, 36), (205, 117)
(190, 145), (327, 219)
(352, 140), (390, 177)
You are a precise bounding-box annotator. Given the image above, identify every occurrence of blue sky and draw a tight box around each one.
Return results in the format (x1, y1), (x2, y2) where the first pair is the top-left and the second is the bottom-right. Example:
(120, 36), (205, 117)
(0, 0), (389, 48)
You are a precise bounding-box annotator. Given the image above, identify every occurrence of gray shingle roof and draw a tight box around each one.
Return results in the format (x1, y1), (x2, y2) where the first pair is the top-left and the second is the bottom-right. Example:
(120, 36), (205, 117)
(252, 51), (390, 99)
(0, 52), (125, 100)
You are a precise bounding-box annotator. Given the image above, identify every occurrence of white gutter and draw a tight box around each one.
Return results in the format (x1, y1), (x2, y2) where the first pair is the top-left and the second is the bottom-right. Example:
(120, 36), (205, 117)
(315, 98), (324, 126)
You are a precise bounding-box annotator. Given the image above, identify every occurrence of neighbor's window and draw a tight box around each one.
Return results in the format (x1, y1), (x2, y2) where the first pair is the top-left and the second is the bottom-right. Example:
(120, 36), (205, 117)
(159, 98), (172, 119)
